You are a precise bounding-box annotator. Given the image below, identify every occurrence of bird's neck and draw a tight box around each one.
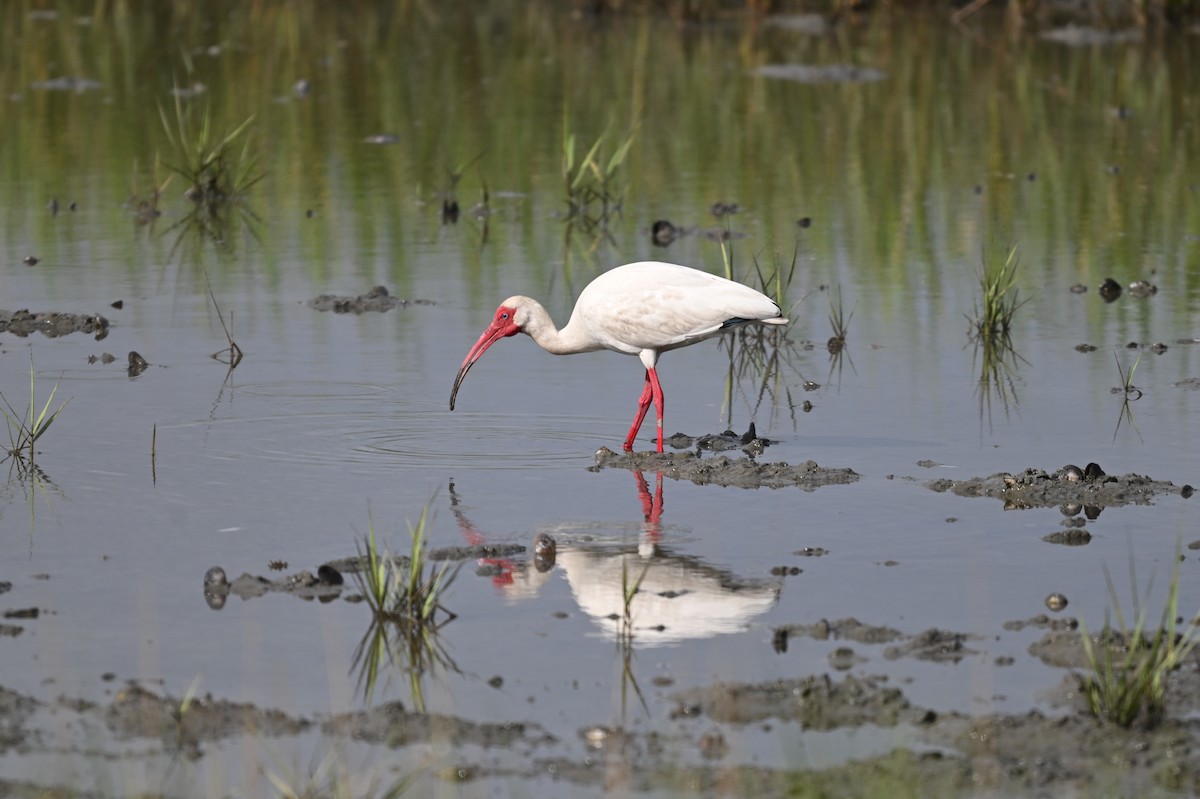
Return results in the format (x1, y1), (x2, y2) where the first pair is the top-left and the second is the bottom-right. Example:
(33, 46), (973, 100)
(521, 299), (602, 355)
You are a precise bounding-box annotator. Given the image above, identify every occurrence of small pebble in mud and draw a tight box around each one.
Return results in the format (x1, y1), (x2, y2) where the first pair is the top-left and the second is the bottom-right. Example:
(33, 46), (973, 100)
(23, 256), (39, 266)
(1045, 593), (1068, 612)
(1098, 277), (1122, 302)
(487, 675), (503, 689)
(1128, 280), (1157, 298)
(1069, 284), (1087, 294)
(534, 533), (557, 572)
(268, 560), (287, 571)
(1182, 485), (1194, 499)
(771, 627), (789, 653)
(1074, 343), (1097, 352)
(710, 202), (739, 217)
(973, 184), (983, 195)
(1126, 341), (1140, 349)
(801, 401), (814, 412)
(828, 646), (864, 671)
(534, 533), (557, 559)
(110, 300), (123, 309)
(1083, 462), (1105, 481)
(796, 216), (812, 228)
(1149, 342), (1168, 354)
(650, 219), (679, 246)
(1027, 172), (1037, 181)
(203, 566), (227, 587)
(317, 564), (343, 585)
(127, 351), (150, 377)
(698, 730), (729, 759)
(803, 381), (820, 391)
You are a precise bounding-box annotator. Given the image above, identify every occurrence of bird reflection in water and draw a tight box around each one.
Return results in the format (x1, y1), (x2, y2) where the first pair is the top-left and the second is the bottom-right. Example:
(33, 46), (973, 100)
(447, 474), (780, 647)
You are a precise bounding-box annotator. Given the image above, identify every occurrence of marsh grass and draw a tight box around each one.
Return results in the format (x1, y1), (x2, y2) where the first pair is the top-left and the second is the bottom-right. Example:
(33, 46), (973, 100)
(1077, 543), (1200, 728)
(968, 246), (1028, 433)
(352, 507), (460, 626)
(826, 286), (853, 353)
(561, 118), (635, 233)
(968, 245), (1025, 343)
(718, 250), (806, 429)
(263, 745), (415, 799)
(1, 353), (70, 465)
(1112, 352), (1143, 441)
(159, 91), (263, 204)
(349, 506), (461, 709)
(158, 90), (264, 261)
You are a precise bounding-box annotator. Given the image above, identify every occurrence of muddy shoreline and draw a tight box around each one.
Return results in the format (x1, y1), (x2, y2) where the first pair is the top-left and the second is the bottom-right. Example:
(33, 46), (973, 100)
(2, 451), (1195, 796)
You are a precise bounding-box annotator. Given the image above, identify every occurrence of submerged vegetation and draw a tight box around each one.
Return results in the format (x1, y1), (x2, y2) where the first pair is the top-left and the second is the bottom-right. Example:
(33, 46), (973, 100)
(1076, 545), (1200, 728)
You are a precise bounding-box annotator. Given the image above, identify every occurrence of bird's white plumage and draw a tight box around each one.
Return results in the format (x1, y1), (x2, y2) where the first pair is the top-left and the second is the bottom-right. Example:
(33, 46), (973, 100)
(451, 260), (788, 453)
(565, 261), (785, 356)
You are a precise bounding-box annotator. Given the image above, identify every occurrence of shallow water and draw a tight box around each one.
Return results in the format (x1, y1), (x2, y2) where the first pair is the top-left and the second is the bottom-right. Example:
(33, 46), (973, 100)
(1, 3), (1198, 796)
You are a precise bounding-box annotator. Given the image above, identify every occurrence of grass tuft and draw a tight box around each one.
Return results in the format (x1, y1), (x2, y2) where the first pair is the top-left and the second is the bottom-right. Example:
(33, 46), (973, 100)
(968, 245), (1025, 342)
(561, 116), (635, 233)
(1076, 541), (1200, 728)
(352, 505), (460, 627)
(159, 90), (263, 205)
(1, 353), (70, 465)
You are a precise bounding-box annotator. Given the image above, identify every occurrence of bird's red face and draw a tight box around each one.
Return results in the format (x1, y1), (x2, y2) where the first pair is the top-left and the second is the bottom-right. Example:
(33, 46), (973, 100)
(449, 304), (521, 411)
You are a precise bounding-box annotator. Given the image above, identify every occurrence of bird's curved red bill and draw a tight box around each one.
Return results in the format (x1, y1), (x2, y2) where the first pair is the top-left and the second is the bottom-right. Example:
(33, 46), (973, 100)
(449, 319), (519, 410)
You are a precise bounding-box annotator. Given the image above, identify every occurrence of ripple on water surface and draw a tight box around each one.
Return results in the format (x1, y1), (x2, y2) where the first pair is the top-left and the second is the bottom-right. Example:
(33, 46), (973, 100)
(180, 381), (611, 470)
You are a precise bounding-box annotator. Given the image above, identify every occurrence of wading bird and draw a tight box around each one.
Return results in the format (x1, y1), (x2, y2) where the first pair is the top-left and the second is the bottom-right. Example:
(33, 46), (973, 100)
(449, 261), (788, 452)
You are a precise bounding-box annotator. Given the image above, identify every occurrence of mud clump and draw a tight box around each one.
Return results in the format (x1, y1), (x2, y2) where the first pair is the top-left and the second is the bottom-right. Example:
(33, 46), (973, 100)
(928, 464), (1185, 509)
(884, 628), (981, 663)
(592, 447), (859, 490)
(0, 309), (110, 340)
(307, 286), (435, 313)
(671, 672), (918, 728)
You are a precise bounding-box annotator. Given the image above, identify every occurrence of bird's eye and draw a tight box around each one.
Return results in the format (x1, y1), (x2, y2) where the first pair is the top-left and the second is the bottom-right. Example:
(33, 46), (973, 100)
(500, 312), (509, 320)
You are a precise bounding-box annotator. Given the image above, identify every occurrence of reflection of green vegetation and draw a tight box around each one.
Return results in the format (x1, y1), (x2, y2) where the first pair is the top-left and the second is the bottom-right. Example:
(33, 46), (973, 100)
(1, 4), (1198, 323)
(264, 744), (414, 799)
(1112, 352), (1143, 441)
(1077, 542), (1200, 728)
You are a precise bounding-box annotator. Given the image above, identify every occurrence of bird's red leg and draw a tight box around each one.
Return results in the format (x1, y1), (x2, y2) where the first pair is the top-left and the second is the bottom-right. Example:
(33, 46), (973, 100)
(648, 367), (665, 453)
(623, 370), (654, 451)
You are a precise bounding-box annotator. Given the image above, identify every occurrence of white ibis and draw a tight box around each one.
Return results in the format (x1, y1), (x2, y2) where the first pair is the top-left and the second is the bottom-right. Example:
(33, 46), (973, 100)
(449, 260), (788, 452)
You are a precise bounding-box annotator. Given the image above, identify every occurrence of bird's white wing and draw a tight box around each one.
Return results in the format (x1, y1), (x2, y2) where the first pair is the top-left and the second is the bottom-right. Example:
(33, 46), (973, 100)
(578, 262), (783, 353)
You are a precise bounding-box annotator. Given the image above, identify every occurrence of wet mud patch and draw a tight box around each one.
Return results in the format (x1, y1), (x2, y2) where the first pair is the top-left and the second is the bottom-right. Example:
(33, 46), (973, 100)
(671, 672), (921, 728)
(0, 309), (110, 340)
(592, 447), (859, 490)
(307, 286), (435, 313)
(323, 702), (555, 749)
(926, 463), (1190, 509)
